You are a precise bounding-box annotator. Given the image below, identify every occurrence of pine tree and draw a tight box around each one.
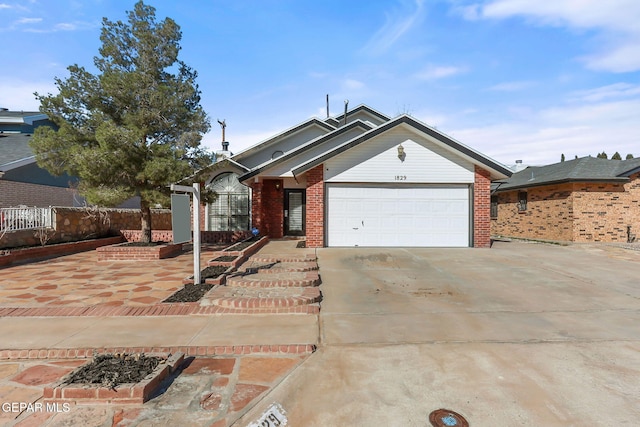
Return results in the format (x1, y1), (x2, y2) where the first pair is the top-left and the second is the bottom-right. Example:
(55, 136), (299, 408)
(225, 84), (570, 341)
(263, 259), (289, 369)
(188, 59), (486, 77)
(560, 153), (565, 162)
(611, 152), (622, 160)
(30, 1), (212, 242)
(596, 152), (608, 159)
(626, 154), (634, 159)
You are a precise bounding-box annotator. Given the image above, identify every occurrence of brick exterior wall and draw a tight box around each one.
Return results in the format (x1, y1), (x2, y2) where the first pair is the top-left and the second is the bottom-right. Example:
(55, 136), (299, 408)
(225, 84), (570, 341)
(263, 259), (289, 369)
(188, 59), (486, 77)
(250, 179), (283, 239)
(0, 180), (76, 208)
(492, 173), (640, 242)
(473, 166), (492, 248)
(305, 164), (324, 248)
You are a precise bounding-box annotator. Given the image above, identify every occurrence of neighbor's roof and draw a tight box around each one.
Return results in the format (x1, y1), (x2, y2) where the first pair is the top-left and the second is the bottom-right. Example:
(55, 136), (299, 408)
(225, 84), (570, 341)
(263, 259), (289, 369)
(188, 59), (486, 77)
(0, 110), (47, 125)
(494, 156), (640, 191)
(0, 133), (36, 170)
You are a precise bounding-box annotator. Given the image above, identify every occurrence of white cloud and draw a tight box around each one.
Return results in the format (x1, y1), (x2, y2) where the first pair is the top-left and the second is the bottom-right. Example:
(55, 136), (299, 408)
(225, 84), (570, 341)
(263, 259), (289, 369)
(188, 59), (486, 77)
(450, 95), (640, 165)
(362, 0), (426, 54)
(0, 3), (12, 9)
(0, 79), (57, 111)
(414, 65), (466, 80)
(461, 0), (640, 72)
(16, 17), (41, 24)
(487, 80), (535, 91)
(570, 83), (640, 102)
(342, 79), (365, 90)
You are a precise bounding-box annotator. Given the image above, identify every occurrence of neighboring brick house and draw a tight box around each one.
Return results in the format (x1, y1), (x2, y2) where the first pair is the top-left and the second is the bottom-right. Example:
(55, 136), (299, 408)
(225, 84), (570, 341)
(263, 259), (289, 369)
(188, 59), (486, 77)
(201, 104), (512, 248)
(491, 156), (640, 243)
(0, 109), (83, 208)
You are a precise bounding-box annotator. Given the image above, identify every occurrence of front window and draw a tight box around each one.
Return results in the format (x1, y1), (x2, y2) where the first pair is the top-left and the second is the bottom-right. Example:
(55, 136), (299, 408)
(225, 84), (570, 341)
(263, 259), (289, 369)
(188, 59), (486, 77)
(207, 173), (250, 231)
(517, 191), (528, 212)
(490, 195), (498, 219)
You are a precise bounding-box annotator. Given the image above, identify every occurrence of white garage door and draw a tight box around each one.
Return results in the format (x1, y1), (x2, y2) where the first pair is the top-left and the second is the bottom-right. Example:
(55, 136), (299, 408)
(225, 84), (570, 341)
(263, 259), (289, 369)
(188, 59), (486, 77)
(327, 185), (470, 247)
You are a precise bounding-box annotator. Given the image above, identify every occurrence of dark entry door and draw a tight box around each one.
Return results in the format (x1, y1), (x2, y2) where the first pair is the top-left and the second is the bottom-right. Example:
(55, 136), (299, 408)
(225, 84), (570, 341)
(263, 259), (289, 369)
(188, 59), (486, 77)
(284, 189), (305, 236)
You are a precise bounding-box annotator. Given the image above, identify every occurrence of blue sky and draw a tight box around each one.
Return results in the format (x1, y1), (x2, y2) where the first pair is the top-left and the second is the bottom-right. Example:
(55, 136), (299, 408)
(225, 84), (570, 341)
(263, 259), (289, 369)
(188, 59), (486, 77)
(2, 0), (639, 166)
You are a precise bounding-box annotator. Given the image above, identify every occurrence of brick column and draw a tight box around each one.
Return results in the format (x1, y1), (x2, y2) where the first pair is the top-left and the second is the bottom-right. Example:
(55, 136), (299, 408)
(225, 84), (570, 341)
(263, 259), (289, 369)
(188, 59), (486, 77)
(262, 179), (284, 238)
(306, 164), (324, 248)
(474, 166), (491, 248)
(250, 181), (263, 233)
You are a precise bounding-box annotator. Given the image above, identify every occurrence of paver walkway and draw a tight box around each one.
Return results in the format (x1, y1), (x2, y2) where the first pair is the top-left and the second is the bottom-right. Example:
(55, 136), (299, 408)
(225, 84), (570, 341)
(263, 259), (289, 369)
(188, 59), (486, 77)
(0, 244), (226, 308)
(0, 239), (320, 426)
(0, 354), (307, 426)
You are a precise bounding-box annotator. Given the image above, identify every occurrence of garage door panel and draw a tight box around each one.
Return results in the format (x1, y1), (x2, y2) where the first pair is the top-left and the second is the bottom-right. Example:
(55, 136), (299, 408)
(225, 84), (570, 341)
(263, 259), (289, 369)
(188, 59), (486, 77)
(327, 185), (469, 247)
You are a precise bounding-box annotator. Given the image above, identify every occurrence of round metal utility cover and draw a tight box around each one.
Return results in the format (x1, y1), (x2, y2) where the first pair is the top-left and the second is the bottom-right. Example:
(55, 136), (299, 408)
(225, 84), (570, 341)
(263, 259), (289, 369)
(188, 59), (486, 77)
(429, 409), (469, 427)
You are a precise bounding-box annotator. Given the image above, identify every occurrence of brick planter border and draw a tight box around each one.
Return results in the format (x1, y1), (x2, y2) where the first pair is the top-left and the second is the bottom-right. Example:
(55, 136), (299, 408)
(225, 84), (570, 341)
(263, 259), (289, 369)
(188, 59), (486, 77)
(97, 242), (183, 261)
(207, 236), (269, 266)
(43, 352), (184, 405)
(1, 345), (316, 360)
(0, 236), (124, 267)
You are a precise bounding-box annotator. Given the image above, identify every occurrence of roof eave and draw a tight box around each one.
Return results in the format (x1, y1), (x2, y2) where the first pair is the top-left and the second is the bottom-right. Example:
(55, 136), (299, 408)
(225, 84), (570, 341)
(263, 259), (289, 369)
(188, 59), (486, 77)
(239, 120), (373, 182)
(494, 177), (630, 192)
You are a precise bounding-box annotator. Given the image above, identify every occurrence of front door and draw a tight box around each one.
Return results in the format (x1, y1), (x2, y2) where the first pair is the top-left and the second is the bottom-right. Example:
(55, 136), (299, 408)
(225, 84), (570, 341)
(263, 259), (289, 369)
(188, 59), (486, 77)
(284, 189), (305, 236)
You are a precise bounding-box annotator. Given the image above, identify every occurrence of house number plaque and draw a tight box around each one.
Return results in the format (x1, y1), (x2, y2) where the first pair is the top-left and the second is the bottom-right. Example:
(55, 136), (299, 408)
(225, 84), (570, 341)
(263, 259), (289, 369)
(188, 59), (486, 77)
(394, 175), (407, 181)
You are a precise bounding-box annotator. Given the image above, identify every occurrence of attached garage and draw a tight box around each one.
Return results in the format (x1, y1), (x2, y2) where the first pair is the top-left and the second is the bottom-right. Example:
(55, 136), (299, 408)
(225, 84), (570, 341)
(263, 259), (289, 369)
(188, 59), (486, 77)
(326, 184), (470, 247)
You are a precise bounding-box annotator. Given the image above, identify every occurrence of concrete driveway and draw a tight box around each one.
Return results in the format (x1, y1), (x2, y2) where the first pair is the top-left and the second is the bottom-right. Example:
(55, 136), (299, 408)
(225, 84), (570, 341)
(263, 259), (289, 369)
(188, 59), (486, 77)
(237, 242), (640, 426)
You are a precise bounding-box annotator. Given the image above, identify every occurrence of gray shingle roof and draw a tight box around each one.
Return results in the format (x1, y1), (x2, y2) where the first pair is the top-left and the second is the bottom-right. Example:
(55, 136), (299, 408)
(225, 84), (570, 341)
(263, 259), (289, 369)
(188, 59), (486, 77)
(0, 133), (35, 168)
(495, 156), (640, 191)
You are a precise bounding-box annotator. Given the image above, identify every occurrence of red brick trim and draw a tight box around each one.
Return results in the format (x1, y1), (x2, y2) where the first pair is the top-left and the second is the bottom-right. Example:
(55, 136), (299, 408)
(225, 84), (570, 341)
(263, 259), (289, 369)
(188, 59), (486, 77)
(205, 287), (321, 309)
(473, 166), (492, 248)
(0, 344), (317, 360)
(305, 164), (325, 248)
(0, 301), (321, 317)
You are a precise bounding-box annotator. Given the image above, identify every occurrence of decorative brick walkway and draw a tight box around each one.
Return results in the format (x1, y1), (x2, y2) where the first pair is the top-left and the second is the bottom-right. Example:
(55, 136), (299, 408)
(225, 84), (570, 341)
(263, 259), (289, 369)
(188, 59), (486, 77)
(0, 354), (309, 426)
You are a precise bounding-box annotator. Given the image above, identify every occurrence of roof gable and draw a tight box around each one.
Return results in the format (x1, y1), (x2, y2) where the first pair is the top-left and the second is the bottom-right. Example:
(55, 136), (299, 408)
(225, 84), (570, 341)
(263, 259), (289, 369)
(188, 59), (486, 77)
(232, 118), (335, 168)
(240, 120), (373, 181)
(330, 104), (390, 127)
(292, 115), (512, 180)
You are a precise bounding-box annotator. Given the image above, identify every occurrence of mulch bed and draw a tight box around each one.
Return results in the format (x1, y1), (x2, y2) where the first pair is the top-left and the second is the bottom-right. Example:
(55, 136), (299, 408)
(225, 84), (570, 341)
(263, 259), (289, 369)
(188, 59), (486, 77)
(64, 353), (162, 389)
(163, 283), (213, 303)
(223, 235), (261, 252)
(212, 255), (237, 262)
(163, 265), (228, 302)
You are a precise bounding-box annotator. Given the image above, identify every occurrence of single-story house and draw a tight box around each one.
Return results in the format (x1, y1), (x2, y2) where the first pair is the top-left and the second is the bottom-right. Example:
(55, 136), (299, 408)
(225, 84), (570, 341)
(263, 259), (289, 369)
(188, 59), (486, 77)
(201, 104), (512, 248)
(491, 156), (640, 243)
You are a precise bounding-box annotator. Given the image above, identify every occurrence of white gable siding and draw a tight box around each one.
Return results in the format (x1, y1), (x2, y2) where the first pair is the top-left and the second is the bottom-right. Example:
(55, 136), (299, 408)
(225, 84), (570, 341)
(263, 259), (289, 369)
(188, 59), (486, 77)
(324, 128), (474, 183)
(259, 126), (368, 177)
(239, 125), (330, 169)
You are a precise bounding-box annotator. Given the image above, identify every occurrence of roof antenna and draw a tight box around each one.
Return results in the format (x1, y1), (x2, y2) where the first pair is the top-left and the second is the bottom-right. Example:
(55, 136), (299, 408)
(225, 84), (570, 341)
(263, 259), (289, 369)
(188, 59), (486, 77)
(326, 94), (330, 119)
(343, 99), (349, 126)
(217, 119), (228, 151)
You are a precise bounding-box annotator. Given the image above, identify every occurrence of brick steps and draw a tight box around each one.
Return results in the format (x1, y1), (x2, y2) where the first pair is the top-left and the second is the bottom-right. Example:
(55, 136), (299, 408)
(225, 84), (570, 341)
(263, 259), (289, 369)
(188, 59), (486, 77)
(238, 261), (318, 274)
(225, 271), (320, 288)
(247, 254), (317, 263)
(204, 287), (321, 309)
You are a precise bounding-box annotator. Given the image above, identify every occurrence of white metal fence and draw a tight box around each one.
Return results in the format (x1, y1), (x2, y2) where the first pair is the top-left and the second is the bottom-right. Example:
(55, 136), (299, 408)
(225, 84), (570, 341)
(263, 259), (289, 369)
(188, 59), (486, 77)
(0, 206), (53, 233)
